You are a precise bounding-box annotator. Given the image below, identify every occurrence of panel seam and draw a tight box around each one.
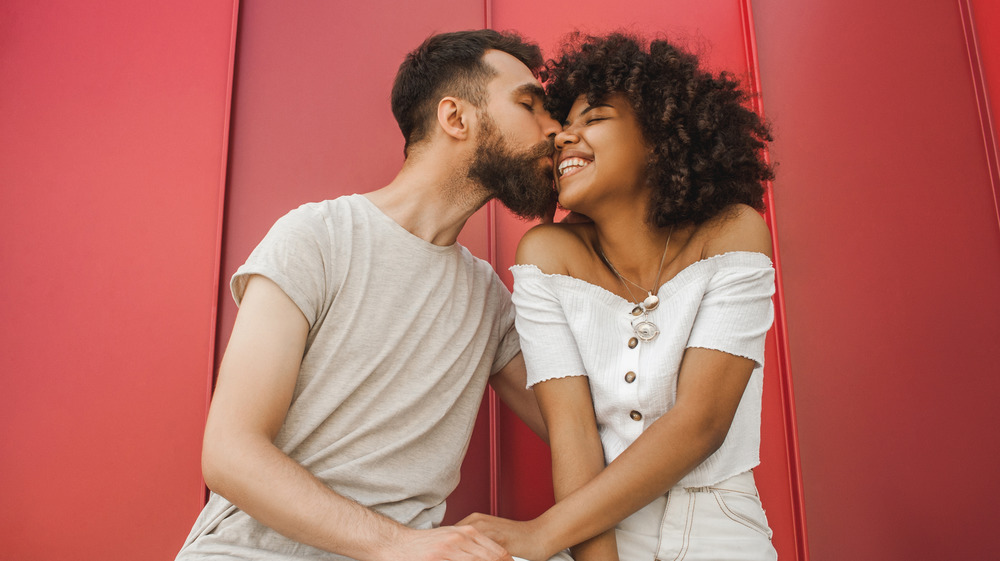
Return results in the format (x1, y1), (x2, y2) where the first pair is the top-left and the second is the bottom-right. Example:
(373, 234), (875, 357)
(484, 0), (500, 520)
(739, 2), (810, 560)
(958, 0), (1000, 238)
(202, 0), (241, 506)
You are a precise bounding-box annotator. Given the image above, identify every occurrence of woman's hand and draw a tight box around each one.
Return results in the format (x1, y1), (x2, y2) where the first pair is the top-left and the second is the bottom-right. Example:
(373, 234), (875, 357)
(457, 513), (551, 561)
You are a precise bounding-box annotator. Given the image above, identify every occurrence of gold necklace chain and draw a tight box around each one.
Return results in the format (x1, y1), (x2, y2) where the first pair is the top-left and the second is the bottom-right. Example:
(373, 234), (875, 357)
(599, 226), (674, 309)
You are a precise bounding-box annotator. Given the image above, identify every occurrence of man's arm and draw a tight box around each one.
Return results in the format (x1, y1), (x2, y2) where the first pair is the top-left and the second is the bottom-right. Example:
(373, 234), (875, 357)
(488, 352), (547, 443)
(201, 275), (512, 561)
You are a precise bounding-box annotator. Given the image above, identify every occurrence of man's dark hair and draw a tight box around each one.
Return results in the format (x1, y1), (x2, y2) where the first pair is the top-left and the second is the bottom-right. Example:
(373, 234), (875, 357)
(392, 30), (543, 157)
(543, 33), (774, 227)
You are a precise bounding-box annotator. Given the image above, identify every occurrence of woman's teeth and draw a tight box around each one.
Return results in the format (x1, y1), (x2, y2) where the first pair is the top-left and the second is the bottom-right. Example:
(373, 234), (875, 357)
(558, 157), (590, 177)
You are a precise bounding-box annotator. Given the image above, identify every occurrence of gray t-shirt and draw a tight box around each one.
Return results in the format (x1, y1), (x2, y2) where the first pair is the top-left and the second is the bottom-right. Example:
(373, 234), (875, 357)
(178, 194), (520, 560)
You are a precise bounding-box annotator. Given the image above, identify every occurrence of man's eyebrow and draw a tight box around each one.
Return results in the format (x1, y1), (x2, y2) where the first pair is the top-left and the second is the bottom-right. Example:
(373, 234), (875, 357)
(513, 83), (546, 100)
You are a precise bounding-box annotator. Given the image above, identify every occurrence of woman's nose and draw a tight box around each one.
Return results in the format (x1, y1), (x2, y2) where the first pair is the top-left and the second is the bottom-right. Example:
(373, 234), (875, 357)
(555, 129), (578, 148)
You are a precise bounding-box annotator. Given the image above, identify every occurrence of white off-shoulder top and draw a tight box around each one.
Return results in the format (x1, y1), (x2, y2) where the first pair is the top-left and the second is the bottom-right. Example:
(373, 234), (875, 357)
(511, 251), (775, 488)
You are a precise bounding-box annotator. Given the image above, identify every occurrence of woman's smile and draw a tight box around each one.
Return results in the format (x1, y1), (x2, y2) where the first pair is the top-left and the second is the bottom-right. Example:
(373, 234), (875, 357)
(557, 156), (591, 178)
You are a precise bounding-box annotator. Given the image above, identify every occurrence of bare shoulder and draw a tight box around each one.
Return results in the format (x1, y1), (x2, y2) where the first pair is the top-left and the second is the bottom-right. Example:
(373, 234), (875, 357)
(700, 204), (773, 260)
(515, 223), (593, 275)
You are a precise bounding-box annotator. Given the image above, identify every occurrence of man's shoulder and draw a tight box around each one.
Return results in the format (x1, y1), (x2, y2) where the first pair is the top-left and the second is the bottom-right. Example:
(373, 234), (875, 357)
(453, 244), (507, 286)
(272, 195), (367, 237)
(290, 194), (360, 220)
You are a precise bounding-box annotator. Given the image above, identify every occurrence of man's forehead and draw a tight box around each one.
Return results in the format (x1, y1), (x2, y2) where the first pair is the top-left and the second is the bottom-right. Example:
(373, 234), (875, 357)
(482, 49), (538, 88)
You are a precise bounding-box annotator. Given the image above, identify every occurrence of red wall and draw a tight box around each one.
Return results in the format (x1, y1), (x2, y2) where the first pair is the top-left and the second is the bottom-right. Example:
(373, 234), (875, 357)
(6, 0), (998, 559)
(752, 0), (1000, 558)
(0, 1), (237, 559)
(967, 0), (1000, 225)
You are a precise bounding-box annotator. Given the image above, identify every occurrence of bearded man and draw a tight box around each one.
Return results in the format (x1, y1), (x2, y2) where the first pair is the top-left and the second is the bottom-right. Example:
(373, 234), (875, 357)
(175, 30), (561, 561)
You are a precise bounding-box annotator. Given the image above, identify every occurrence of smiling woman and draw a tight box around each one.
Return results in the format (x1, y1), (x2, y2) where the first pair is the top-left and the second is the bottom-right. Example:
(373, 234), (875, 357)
(459, 32), (779, 561)
(544, 32), (774, 228)
(550, 94), (651, 216)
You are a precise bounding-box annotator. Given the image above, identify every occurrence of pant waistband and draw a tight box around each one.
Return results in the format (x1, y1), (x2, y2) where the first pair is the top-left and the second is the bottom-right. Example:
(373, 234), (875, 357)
(675, 470), (758, 496)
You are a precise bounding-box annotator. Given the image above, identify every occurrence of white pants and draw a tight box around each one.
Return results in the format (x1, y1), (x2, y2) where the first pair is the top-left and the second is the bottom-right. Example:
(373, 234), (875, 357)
(517, 471), (776, 561)
(616, 471), (776, 561)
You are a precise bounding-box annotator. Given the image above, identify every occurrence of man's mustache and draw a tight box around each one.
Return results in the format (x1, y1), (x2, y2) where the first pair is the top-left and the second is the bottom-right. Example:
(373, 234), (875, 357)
(526, 136), (556, 160)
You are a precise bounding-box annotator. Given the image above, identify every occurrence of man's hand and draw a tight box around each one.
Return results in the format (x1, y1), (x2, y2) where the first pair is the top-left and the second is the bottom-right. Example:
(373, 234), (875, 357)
(377, 526), (514, 561)
(457, 513), (549, 561)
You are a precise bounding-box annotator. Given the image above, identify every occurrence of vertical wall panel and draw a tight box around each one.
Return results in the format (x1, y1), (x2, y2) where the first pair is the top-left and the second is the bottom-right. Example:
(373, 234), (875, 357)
(970, 0), (1000, 160)
(753, 0), (1000, 558)
(489, 3), (807, 560)
(218, 0), (491, 525)
(0, 1), (238, 559)
(967, 0), (1000, 229)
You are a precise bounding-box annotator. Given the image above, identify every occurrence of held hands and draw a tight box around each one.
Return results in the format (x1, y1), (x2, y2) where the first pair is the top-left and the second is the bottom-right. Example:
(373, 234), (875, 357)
(457, 513), (550, 561)
(377, 525), (514, 561)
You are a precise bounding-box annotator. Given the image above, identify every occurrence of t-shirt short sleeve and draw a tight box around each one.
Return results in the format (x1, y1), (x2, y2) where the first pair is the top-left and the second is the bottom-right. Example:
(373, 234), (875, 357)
(686, 259), (775, 367)
(231, 204), (332, 327)
(511, 266), (588, 388)
(489, 281), (522, 375)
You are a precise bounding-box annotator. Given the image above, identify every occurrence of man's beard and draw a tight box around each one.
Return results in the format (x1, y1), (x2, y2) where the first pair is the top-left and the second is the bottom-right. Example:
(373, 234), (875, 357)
(467, 114), (557, 220)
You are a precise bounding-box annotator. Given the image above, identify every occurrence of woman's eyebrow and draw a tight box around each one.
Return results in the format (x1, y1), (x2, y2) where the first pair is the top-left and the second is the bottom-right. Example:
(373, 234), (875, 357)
(580, 103), (612, 116)
(564, 103), (614, 125)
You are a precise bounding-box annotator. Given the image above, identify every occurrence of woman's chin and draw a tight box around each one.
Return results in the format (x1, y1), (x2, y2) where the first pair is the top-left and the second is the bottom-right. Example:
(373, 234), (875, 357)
(557, 195), (592, 220)
(556, 189), (580, 212)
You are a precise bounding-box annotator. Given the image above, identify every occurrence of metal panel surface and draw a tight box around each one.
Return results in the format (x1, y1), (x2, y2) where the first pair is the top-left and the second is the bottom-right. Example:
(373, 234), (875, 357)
(753, 0), (1000, 558)
(964, 0), (1000, 231)
(0, 1), (239, 558)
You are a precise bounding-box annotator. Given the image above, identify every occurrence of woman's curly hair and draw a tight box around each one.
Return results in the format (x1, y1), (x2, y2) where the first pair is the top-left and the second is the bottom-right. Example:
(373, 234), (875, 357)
(542, 33), (774, 227)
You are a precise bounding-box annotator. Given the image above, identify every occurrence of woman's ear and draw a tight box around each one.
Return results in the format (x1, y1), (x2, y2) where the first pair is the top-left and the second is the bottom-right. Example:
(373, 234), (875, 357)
(436, 96), (473, 141)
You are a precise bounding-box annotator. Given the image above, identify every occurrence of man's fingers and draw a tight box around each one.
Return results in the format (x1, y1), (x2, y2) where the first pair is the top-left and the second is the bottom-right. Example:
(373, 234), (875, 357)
(456, 525), (512, 561)
(416, 523), (513, 561)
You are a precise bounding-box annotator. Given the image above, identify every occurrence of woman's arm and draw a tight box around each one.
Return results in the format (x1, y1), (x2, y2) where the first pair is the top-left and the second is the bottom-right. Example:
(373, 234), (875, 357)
(528, 347), (756, 558)
(534, 376), (620, 561)
(461, 224), (619, 560)
(457, 375), (618, 561)
(461, 348), (755, 560)
(515, 224), (618, 559)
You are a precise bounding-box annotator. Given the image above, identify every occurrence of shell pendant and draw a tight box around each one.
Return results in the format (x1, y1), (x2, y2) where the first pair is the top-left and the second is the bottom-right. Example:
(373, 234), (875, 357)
(633, 320), (660, 341)
(642, 292), (659, 311)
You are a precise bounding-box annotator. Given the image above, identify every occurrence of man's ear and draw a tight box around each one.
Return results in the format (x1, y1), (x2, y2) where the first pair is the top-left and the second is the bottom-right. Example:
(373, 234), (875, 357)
(436, 97), (474, 141)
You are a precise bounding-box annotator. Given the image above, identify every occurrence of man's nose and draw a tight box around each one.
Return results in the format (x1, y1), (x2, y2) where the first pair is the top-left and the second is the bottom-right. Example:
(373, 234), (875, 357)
(539, 112), (561, 138)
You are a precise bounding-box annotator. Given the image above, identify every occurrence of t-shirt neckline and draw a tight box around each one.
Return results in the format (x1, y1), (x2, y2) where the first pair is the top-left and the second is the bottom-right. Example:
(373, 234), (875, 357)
(352, 194), (462, 255)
